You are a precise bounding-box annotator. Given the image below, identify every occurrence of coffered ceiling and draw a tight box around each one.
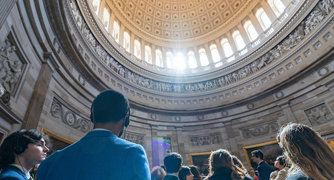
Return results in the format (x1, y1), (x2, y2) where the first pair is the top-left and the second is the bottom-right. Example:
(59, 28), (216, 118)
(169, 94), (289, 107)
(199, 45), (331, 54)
(111, 0), (250, 40)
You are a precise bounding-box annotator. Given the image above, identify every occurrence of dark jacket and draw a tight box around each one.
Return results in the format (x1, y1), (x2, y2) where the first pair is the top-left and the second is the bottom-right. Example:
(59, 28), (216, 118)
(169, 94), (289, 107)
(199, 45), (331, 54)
(207, 167), (253, 180)
(257, 161), (273, 180)
(162, 174), (180, 180)
(286, 169), (313, 180)
(0, 165), (28, 180)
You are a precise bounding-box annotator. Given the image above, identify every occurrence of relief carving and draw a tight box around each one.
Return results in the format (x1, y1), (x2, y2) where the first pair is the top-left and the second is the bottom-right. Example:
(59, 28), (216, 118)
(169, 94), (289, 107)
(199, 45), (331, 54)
(0, 39), (23, 95)
(50, 98), (91, 132)
(304, 103), (334, 125)
(189, 133), (220, 146)
(70, 0), (333, 93)
(242, 122), (279, 139)
(123, 132), (145, 146)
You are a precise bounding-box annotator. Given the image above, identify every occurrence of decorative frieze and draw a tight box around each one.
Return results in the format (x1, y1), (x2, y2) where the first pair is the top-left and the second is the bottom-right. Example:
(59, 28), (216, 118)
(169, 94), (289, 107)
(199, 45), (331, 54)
(123, 132), (145, 146)
(241, 122), (279, 139)
(50, 98), (91, 132)
(189, 133), (220, 146)
(304, 103), (334, 125)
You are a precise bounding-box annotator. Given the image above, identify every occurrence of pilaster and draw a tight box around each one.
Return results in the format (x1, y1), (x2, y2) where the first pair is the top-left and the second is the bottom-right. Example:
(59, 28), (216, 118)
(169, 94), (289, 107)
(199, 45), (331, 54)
(22, 52), (59, 129)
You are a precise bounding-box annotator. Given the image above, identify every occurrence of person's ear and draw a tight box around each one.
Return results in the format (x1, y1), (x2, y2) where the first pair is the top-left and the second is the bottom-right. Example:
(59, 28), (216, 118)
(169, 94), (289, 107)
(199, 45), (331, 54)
(179, 165), (182, 171)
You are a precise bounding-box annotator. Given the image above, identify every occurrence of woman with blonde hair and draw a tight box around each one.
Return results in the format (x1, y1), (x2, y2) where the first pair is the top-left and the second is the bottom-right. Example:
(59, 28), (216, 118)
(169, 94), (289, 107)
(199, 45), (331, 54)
(205, 149), (252, 180)
(278, 123), (334, 180)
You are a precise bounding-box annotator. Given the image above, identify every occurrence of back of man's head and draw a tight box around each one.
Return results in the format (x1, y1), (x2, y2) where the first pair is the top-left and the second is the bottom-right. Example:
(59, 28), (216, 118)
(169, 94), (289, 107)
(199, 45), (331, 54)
(251, 150), (264, 160)
(164, 152), (182, 173)
(90, 89), (129, 124)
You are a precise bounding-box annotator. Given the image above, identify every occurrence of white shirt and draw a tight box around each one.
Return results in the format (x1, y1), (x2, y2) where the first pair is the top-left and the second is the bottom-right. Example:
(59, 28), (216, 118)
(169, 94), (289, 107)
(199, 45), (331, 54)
(92, 128), (112, 132)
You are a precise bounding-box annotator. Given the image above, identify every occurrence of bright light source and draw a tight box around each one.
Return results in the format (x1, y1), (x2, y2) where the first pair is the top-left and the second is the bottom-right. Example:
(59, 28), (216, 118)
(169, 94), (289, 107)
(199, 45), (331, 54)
(174, 52), (186, 70)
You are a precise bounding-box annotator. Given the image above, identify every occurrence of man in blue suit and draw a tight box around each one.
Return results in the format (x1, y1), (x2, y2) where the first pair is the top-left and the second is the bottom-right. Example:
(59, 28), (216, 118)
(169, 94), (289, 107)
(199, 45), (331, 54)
(37, 90), (150, 180)
(251, 150), (273, 180)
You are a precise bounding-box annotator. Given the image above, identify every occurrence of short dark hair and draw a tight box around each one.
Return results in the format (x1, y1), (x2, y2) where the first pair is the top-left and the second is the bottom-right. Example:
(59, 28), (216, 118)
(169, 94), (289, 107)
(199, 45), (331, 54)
(0, 129), (45, 169)
(251, 150), (264, 160)
(90, 89), (129, 123)
(178, 166), (191, 180)
(164, 152), (182, 173)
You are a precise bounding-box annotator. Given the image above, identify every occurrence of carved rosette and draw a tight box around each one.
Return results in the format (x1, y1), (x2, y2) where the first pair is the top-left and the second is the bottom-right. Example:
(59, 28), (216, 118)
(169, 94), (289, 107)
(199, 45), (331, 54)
(189, 133), (220, 146)
(50, 98), (91, 133)
(304, 103), (334, 125)
(68, 0), (333, 93)
(242, 122), (279, 139)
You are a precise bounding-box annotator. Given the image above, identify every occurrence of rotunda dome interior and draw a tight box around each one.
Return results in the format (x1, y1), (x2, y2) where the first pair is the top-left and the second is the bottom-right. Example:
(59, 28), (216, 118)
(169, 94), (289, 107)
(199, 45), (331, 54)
(1, 0), (334, 172)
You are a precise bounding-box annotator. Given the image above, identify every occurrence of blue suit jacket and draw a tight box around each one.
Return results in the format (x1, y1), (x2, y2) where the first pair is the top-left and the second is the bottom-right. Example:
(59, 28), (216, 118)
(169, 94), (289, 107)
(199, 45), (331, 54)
(0, 165), (28, 180)
(37, 130), (150, 180)
(257, 161), (273, 180)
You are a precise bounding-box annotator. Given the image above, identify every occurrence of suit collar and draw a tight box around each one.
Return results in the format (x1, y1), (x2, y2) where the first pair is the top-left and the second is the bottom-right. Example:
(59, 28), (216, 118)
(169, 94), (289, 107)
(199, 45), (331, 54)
(83, 130), (117, 139)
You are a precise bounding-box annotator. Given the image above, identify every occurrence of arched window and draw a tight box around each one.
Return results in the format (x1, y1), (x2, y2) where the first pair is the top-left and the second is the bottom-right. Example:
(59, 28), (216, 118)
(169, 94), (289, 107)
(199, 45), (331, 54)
(103, 8), (110, 30)
(156, 49), (163, 67)
(210, 44), (220, 62)
(113, 22), (120, 43)
(221, 39), (233, 57)
(166, 52), (173, 69)
(145, 46), (152, 63)
(256, 8), (272, 30)
(123, 32), (130, 52)
(199, 48), (209, 66)
(91, 0), (100, 15)
(244, 21), (258, 41)
(268, 0), (286, 16)
(188, 51), (197, 68)
(232, 31), (246, 50)
(134, 40), (141, 58)
(174, 52), (186, 69)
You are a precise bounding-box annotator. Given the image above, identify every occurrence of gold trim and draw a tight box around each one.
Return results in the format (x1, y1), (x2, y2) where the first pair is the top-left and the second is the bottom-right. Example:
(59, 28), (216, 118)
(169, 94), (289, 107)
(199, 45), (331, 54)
(189, 152), (212, 165)
(243, 140), (278, 169)
(41, 128), (75, 144)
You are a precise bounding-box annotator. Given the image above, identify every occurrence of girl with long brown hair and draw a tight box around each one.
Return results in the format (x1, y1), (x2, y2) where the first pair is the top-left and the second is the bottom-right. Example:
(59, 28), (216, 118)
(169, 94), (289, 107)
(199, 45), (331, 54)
(278, 123), (334, 180)
(205, 149), (252, 180)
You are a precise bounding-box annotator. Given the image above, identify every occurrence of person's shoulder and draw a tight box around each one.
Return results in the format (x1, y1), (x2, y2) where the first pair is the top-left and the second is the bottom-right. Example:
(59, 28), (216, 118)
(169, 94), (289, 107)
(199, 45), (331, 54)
(286, 172), (311, 180)
(0, 166), (24, 180)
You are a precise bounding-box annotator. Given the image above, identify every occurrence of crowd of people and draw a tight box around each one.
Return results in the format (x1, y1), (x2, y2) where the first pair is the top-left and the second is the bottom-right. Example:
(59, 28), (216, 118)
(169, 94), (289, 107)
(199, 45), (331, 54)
(0, 90), (334, 180)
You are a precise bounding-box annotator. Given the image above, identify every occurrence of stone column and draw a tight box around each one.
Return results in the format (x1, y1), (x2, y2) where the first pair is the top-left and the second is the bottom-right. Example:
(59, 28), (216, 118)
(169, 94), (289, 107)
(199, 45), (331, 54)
(162, 47), (167, 68)
(215, 38), (225, 62)
(204, 43), (214, 64)
(97, 0), (105, 20)
(151, 44), (156, 65)
(119, 23), (124, 47)
(141, 39), (145, 61)
(226, 32), (238, 56)
(184, 49), (190, 69)
(260, 0), (278, 21)
(0, 0), (17, 30)
(22, 52), (59, 129)
(278, 101), (298, 123)
(248, 12), (264, 35)
(130, 32), (135, 54)
(193, 46), (202, 67)
(108, 13), (115, 36)
(176, 127), (186, 160)
(237, 23), (251, 44)
(224, 121), (240, 157)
